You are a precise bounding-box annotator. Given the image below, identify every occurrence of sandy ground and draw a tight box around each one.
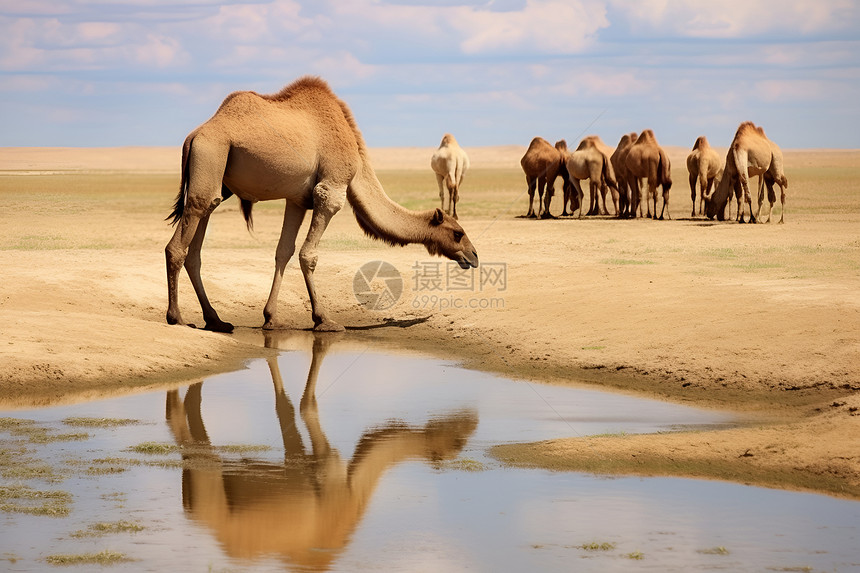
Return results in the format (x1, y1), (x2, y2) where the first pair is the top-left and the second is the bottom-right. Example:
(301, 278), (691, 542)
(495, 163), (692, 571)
(1, 146), (858, 499)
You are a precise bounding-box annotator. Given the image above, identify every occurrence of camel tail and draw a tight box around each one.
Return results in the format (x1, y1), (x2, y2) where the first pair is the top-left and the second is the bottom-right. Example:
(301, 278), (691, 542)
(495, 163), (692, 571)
(602, 155), (618, 190)
(239, 198), (254, 231)
(659, 150), (672, 192)
(166, 134), (194, 227)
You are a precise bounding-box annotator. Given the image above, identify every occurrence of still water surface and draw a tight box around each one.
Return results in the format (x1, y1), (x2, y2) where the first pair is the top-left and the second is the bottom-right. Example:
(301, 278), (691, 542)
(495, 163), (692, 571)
(1, 334), (857, 572)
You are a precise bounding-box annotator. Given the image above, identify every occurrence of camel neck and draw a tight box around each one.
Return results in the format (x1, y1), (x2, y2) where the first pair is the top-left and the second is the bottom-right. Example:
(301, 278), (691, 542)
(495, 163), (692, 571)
(347, 161), (430, 247)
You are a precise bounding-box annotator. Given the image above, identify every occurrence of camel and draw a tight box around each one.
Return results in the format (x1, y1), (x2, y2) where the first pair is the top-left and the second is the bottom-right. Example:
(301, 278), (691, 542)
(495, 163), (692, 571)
(166, 333), (477, 571)
(165, 77), (479, 333)
(704, 121), (788, 223)
(686, 136), (724, 217)
(520, 137), (573, 218)
(564, 135), (618, 217)
(430, 133), (470, 219)
(625, 129), (673, 219)
(610, 132), (638, 218)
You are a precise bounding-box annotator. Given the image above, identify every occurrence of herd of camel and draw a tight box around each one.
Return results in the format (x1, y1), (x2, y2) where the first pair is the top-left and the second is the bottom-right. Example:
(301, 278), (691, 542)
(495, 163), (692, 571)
(432, 122), (789, 225)
(165, 77), (789, 333)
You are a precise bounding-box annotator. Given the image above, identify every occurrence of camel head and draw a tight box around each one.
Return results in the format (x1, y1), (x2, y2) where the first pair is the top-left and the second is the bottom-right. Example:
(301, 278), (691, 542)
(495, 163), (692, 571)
(704, 170), (732, 220)
(424, 208), (479, 269)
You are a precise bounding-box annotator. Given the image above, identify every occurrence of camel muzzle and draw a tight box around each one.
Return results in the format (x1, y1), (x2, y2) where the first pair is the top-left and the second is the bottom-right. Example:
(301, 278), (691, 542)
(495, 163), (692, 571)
(456, 250), (479, 269)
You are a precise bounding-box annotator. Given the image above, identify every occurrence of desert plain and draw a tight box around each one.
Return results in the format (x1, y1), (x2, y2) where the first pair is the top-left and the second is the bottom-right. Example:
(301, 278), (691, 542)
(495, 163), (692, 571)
(0, 144), (858, 499)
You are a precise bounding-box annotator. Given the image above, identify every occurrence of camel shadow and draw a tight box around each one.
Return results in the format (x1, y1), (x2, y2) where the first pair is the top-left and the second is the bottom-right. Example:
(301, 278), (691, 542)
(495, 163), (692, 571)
(165, 332), (477, 571)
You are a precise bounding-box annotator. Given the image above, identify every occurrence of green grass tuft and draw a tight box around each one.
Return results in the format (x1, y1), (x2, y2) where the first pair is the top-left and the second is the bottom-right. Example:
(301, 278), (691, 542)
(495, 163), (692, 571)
(579, 541), (616, 551)
(45, 549), (131, 565)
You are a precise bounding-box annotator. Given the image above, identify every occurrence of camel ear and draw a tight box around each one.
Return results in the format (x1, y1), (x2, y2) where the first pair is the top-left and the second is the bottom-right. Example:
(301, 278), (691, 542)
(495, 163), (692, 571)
(431, 208), (445, 226)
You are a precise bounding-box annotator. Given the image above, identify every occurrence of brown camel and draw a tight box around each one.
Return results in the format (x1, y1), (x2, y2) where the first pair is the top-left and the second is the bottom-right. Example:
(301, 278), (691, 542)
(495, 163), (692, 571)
(165, 77), (479, 333)
(610, 132), (638, 218)
(520, 137), (573, 218)
(166, 333), (477, 571)
(686, 136), (723, 217)
(705, 121), (788, 223)
(430, 133), (470, 219)
(625, 129), (673, 219)
(565, 135), (618, 217)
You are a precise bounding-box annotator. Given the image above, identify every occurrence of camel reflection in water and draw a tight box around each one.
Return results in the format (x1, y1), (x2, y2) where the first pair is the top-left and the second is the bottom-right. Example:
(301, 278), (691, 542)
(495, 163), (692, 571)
(166, 333), (478, 571)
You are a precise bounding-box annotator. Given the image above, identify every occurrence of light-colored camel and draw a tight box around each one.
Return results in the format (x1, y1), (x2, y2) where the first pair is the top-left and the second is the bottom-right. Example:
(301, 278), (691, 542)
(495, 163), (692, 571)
(686, 136), (724, 217)
(430, 133), (470, 219)
(625, 129), (673, 219)
(165, 77), (478, 333)
(705, 121), (788, 223)
(610, 132), (638, 218)
(565, 135), (618, 217)
(520, 137), (573, 218)
(166, 333), (477, 571)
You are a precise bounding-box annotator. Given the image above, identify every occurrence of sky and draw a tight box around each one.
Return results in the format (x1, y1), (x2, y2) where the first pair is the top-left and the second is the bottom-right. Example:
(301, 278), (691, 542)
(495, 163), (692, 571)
(1, 0), (859, 150)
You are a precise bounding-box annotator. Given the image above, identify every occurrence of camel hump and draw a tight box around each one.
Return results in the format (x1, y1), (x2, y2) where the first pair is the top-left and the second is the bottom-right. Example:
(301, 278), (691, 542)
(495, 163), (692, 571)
(554, 140), (568, 152)
(576, 136), (599, 151)
(692, 136), (709, 150)
(737, 121), (766, 138)
(439, 133), (457, 147)
(640, 129), (656, 141)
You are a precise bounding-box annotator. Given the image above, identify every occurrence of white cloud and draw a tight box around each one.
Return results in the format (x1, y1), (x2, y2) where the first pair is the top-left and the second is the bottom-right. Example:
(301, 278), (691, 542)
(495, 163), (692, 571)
(328, 0), (609, 55)
(454, 0), (609, 54)
(609, 0), (857, 38)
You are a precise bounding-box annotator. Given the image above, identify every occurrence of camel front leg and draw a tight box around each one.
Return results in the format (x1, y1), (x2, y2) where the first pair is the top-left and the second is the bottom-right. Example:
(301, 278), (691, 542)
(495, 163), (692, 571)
(263, 203), (307, 329)
(540, 180), (555, 219)
(300, 183), (346, 332)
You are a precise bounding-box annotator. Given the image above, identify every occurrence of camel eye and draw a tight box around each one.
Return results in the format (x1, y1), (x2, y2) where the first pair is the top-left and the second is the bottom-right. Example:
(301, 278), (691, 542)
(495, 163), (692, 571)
(453, 231), (464, 243)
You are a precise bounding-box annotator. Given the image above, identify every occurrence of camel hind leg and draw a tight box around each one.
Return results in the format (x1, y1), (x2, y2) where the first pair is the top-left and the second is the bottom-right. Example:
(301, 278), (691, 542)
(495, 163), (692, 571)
(525, 177), (538, 218)
(435, 173), (447, 214)
(165, 140), (232, 332)
(183, 213), (234, 332)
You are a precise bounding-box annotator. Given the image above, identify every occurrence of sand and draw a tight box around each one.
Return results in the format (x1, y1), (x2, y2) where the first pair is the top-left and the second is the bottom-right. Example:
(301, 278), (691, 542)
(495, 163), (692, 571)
(0, 145), (858, 499)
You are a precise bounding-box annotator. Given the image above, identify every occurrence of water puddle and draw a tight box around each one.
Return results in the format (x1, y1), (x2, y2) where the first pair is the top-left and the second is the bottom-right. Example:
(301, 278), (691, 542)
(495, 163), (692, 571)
(1, 332), (858, 572)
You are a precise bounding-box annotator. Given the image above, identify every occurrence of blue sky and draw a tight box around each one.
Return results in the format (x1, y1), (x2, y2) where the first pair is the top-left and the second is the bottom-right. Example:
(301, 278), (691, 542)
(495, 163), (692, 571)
(1, 0), (858, 149)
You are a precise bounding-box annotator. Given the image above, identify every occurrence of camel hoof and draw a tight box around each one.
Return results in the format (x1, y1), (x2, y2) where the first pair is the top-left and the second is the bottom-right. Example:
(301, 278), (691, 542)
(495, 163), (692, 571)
(262, 320), (276, 331)
(205, 320), (234, 333)
(314, 321), (345, 333)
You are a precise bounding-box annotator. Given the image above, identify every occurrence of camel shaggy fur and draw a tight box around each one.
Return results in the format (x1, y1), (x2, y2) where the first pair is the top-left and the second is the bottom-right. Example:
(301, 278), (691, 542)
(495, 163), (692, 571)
(686, 136), (723, 217)
(625, 130), (673, 219)
(430, 133), (470, 219)
(610, 132), (638, 218)
(705, 121), (788, 224)
(520, 137), (573, 218)
(565, 135), (618, 217)
(165, 77), (479, 333)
